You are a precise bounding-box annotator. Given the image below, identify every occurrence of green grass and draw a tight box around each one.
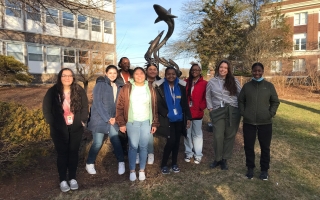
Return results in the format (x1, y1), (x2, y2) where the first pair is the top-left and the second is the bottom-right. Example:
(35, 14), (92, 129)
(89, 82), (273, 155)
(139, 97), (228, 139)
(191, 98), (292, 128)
(52, 100), (320, 200)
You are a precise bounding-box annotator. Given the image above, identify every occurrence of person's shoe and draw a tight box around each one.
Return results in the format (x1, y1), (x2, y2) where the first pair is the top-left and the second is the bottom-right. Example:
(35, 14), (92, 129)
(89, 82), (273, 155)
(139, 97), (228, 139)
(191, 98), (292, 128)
(161, 166), (170, 174)
(136, 153), (140, 164)
(147, 153), (154, 165)
(259, 171), (269, 180)
(139, 171), (146, 181)
(69, 179), (78, 190)
(129, 171), (136, 181)
(171, 165), (180, 173)
(246, 168), (254, 179)
(220, 159), (228, 170)
(184, 155), (192, 163)
(60, 181), (70, 192)
(86, 164), (97, 175)
(194, 157), (201, 164)
(210, 160), (221, 168)
(118, 162), (125, 175)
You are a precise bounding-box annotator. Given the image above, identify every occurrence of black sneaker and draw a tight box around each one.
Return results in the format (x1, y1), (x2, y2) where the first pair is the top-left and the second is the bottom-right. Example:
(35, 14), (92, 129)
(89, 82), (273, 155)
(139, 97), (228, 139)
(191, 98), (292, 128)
(161, 166), (170, 174)
(220, 159), (228, 170)
(210, 160), (221, 169)
(184, 155), (191, 163)
(259, 171), (268, 180)
(171, 165), (180, 173)
(246, 168), (254, 179)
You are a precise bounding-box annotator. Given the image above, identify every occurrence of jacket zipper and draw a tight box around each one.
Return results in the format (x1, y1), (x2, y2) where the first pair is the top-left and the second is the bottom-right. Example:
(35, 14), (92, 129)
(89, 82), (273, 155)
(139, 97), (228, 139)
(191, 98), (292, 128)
(254, 82), (259, 125)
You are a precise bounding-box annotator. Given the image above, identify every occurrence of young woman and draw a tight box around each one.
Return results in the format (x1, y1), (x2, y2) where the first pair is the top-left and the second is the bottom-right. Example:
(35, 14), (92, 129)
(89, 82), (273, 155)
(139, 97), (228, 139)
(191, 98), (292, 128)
(116, 67), (159, 181)
(206, 60), (241, 170)
(86, 65), (125, 176)
(154, 67), (191, 174)
(238, 62), (280, 180)
(184, 64), (207, 164)
(136, 63), (161, 165)
(43, 68), (88, 192)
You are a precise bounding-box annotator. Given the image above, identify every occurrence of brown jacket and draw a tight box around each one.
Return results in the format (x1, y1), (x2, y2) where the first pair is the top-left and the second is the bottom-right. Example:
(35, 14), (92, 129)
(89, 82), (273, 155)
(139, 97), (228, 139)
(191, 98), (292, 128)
(116, 82), (159, 128)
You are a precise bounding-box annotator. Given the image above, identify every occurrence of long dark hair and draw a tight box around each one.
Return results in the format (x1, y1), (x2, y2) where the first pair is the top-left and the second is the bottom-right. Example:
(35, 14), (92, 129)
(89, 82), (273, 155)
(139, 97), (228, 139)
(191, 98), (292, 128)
(56, 68), (82, 112)
(215, 60), (237, 96)
(187, 64), (202, 98)
(105, 65), (119, 82)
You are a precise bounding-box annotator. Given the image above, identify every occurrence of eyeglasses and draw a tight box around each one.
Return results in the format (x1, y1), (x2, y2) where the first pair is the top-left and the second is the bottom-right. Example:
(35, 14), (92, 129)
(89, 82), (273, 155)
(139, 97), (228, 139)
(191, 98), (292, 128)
(191, 69), (201, 72)
(61, 75), (73, 78)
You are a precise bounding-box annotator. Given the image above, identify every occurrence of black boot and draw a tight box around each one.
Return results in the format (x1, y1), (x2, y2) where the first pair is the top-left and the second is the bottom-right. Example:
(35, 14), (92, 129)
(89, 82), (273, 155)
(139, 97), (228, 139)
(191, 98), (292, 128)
(210, 160), (221, 169)
(220, 159), (228, 170)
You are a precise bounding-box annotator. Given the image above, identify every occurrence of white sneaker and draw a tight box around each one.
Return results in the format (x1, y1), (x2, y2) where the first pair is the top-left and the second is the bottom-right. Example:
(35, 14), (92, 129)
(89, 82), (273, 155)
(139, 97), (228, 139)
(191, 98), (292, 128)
(86, 164), (96, 175)
(60, 181), (70, 192)
(130, 171), (137, 181)
(147, 153), (154, 165)
(118, 162), (125, 175)
(139, 171), (146, 181)
(136, 153), (140, 164)
(69, 179), (78, 190)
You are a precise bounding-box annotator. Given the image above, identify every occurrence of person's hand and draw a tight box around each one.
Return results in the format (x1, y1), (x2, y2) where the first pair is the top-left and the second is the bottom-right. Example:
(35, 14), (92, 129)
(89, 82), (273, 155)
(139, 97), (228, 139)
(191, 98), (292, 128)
(109, 118), (115, 125)
(120, 126), (126, 133)
(208, 108), (213, 112)
(81, 121), (85, 127)
(150, 127), (157, 134)
(186, 120), (191, 129)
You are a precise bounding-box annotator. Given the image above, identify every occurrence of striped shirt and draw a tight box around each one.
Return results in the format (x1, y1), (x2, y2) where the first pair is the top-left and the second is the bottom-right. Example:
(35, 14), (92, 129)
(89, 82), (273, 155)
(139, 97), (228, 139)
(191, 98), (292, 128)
(206, 76), (241, 110)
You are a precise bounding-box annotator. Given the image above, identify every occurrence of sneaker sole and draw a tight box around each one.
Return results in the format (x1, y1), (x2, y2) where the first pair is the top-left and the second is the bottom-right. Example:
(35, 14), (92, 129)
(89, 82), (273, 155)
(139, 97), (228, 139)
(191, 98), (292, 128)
(86, 168), (97, 175)
(61, 188), (70, 192)
(70, 186), (78, 190)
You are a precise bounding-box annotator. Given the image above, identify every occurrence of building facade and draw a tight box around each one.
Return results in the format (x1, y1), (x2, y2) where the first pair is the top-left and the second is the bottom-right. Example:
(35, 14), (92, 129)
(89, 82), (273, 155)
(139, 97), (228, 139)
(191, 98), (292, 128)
(0, 0), (116, 82)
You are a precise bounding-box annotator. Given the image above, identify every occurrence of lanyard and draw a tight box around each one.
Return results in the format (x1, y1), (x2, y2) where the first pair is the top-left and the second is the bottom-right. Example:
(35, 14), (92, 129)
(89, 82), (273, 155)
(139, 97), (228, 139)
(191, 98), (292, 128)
(170, 86), (175, 105)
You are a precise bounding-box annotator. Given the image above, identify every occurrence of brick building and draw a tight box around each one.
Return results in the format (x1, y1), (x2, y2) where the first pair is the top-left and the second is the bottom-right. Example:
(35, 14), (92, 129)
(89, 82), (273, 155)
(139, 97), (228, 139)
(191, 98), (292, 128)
(269, 0), (320, 75)
(0, 0), (116, 82)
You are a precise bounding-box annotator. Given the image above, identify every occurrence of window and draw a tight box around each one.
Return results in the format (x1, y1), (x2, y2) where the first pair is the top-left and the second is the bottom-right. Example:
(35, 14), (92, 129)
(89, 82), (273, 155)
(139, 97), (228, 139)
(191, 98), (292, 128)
(92, 52), (102, 65)
(92, 18), (101, 32)
(294, 12), (307, 26)
(293, 59), (306, 72)
(46, 9), (58, 24)
(7, 43), (23, 62)
(28, 45), (43, 61)
(104, 21), (112, 34)
(26, 5), (41, 22)
(78, 15), (88, 30)
(105, 53), (113, 65)
(271, 61), (282, 72)
(64, 49), (75, 63)
(47, 47), (60, 62)
(5, 0), (22, 18)
(79, 50), (89, 64)
(63, 12), (74, 27)
(294, 34), (306, 51)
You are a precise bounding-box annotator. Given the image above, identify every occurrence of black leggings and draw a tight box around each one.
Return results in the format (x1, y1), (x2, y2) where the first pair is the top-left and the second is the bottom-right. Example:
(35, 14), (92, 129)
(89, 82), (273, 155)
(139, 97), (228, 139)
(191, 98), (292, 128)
(51, 126), (83, 182)
(161, 121), (183, 168)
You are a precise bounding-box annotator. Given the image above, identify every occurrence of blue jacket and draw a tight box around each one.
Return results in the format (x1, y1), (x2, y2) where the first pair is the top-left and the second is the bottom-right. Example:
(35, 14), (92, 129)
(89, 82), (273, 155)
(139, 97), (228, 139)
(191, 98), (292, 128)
(87, 76), (124, 134)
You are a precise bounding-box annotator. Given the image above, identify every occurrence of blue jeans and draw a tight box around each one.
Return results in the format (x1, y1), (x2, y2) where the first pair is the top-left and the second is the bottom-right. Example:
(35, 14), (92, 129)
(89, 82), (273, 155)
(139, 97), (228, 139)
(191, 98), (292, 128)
(184, 119), (203, 159)
(137, 133), (154, 154)
(87, 125), (124, 164)
(126, 120), (150, 171)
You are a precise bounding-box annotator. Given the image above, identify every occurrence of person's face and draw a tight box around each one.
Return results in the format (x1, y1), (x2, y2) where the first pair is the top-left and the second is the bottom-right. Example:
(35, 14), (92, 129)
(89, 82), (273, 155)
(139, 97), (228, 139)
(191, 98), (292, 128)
(61, 70), (73, 87)
(252, 66), (264, 79)
(119, 58), (130, 72)
(219, 62), (228, 78)
(146, 65), (158, 79)
(165, 69), (177, 83)
(106, 68), (117, 82)
(191, 65), (201, 78)
(133, 69), (146, 84)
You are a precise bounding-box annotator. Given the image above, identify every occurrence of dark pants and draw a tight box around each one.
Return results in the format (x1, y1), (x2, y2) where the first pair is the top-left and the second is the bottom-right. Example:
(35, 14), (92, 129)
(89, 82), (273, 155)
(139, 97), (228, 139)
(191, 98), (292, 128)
(243, 123), (272, 171)
(51, 125), (83, 182)
(161, 121), (183, 168)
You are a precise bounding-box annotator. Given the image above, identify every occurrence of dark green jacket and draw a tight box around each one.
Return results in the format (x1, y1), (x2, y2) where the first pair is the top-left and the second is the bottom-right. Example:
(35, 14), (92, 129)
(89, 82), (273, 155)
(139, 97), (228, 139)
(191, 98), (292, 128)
(238, 79), (280, 125)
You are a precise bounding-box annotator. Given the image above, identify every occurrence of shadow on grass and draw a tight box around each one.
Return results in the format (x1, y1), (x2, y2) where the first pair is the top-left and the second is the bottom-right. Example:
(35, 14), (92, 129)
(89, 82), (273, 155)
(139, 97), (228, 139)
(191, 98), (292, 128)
(280, 99), (320, 115)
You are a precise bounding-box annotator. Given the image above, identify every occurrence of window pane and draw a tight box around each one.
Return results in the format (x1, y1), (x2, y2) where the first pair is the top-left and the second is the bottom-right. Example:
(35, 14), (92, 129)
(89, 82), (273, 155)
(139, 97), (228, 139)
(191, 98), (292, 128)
(64, 56), (75, 63)
(7, 43), (22, 52)
(78, 22), (88, 30)
(7, 52), (23, 61)
(78, 15), (87, 22)
(92, 25), (101, 32)
(29, 53), (43, 61)
(47, 16), (58, 24)
(63, 12), (73, 20)
(47, 55), (60, 62)
(6, 8), (21, 18)
(92, 18), (100, 25)
(64, 49), (75, 56)
(63, 19), (74, 27)
(47, 47), (60, 55)
(27, 13), (41, 21)
(28, 46), (42, 54)
(79, 51), (88, 57)
(301, 38), (306, 50)
(47, 9), (58, 17)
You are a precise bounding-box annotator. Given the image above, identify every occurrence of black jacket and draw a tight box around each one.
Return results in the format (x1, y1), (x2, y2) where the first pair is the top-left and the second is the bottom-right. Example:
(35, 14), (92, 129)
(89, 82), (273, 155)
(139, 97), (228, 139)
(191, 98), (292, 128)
(153, 79), (192, 137)
(42, 84), (89, 142)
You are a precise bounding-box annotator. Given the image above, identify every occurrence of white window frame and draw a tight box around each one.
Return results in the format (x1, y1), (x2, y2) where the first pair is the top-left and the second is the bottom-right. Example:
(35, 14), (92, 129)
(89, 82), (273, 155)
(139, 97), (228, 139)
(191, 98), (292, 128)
(27, 45), (43, 61)
(294, 34), (306, 51)
(294, 12), (307, 26)
(318, 58), (320, 71)
(63, 12), (74, 27)
(26, 4), (41, 22)
(104, 53), (114, 65)
(46, 9), (59, 24)
(47, 47), (60, 63)
(64, 49), (75, 63)
(78, 15), (88, 30)
(92, 51), (102, 65)
(271, 61), (282, 73)
(104, 21), (112, 34)
(92, 18), (101, 32)
(293, 59), (306, 72)
(5, 0), (22, 18)
(7, 43), (24, 62)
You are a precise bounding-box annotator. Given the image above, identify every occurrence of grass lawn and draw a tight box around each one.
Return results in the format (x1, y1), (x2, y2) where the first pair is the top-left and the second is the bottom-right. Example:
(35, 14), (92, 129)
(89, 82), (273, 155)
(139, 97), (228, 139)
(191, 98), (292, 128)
(52, 100), (320, 200)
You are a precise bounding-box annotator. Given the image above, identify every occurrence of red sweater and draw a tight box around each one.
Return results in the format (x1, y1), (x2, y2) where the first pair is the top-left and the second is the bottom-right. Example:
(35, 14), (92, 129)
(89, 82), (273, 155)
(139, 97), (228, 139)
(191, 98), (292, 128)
(185, 77), (207, 119)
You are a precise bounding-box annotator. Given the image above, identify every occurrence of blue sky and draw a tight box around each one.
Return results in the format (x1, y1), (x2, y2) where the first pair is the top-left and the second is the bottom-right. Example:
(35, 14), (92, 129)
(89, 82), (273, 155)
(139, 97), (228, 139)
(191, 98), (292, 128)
(116, 0), (194, 69)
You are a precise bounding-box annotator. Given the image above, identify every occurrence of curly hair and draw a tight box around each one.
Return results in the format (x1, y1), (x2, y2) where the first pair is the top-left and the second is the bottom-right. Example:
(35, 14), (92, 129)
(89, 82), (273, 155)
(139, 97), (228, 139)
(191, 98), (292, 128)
(117, 57), (129, 68)
(56, 68), (82, 113)
(187, 64), (202, 98)
(215, 60), (237, 96)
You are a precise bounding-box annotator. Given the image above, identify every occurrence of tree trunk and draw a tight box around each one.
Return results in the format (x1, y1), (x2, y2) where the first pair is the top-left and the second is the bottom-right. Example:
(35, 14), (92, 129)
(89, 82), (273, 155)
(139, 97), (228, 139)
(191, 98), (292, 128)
(84, 80), (89, 93)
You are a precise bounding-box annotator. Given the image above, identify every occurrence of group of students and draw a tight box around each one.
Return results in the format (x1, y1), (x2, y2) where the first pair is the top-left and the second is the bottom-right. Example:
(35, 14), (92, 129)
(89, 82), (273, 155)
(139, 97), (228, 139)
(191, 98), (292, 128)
(42, 57), (280, 192)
